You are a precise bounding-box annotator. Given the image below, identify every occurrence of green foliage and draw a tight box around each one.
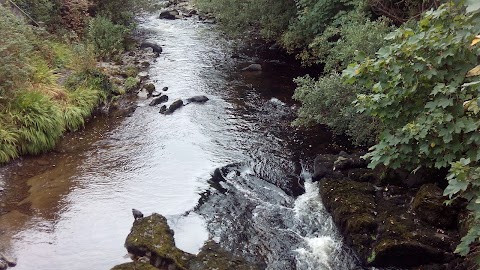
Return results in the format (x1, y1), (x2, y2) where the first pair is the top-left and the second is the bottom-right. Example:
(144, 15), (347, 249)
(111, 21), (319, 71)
(9, 90), (64, 155)
(281, 0), (365, 54)
(87, 16), (128, 59)
(14, 0), (62, 27)
(63, 86), (102, 131)
(345, 3), (480, 169)
(70, 43), (97, 73)
(299, 12), (392, 71)
(0, 6), (34, 96)
(293, 74), (379, 145)
(195, 0), (296, 40)
(124, 77), (139, 92)
(0, 119), (19, 163)
(345, 2), (480, 257)
(92, 0), (154, 26)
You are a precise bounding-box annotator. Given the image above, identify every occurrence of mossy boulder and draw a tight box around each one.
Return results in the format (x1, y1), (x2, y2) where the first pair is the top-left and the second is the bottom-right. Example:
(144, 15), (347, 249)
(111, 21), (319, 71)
(116, 213), (259, 270)
(320, 178), (377, 259)
(124, 213), (192, 269)
(369, 239), (447, 268)
(413, 184), (457, 229)
(189, 241), (259, 270)
(111, 262), (158, 270)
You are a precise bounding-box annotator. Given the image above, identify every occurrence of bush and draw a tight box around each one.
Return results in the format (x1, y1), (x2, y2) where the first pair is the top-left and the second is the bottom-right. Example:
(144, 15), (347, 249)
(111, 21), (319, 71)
(87, 16), (128, 59)
(299, 12), (392, 71)
(293, 74), (379, 145)
(345, 3), (480, 170)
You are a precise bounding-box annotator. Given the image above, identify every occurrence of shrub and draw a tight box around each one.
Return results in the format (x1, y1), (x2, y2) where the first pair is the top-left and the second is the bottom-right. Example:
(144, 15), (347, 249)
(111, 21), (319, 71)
(299, 12), (392, 71)
(345, 3), (480, 170)
(293, 74), (379, 146)
(87, 16), (128, 59)
(0, 6), (34, 96)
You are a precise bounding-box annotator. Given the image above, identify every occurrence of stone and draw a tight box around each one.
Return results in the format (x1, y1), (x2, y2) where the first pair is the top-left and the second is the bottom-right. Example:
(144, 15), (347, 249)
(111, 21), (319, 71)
(186, 95), (209, 103)
(0, 260), (6, 270)
(1, 253), (16, 267)
(110, 262), (157, 270)
(159, 105), (167, 114)
(144, 83), (155, 94)
(149, 95), (168, 106)
(151, 91), (161, 97)
(241, 64), (262, 72)
(125, 213), (192, 269)
(159, 10), (179, 20)
(166, 99), (184, 114)
(137, 72), (149, 81)
(412, 184), (457, 229)
(132, 209), (143, 220)
(139, 42), (162, 56)
(162, 87), (168, 91)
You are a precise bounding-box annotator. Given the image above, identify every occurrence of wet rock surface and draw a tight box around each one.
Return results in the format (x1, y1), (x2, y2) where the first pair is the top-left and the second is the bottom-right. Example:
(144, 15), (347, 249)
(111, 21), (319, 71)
(316, 152), (473, 269)
(114, 213), (259, 270)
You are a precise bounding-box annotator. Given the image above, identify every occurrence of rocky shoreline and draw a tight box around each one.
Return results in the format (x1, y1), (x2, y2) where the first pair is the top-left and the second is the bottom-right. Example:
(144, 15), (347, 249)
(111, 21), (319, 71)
(313, 151), (475, 269)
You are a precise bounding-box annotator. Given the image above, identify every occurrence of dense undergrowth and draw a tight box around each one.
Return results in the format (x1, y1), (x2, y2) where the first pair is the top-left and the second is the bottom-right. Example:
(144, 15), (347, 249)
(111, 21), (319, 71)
(196, 0), (480, 261)
(0, 0), (151, 163)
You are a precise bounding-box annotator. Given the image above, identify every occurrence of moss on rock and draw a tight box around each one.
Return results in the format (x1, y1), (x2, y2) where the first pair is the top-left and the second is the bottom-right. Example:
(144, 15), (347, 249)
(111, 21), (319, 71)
(111, 262), (158, 270)
(125, 213), (192, 269)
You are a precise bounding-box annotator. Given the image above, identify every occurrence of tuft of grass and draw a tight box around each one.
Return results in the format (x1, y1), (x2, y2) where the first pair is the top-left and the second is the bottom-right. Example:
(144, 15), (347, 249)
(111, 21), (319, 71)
(0, 117), (19, 163)
(63, 86), (102, 131)
(9, 90), (64, 155)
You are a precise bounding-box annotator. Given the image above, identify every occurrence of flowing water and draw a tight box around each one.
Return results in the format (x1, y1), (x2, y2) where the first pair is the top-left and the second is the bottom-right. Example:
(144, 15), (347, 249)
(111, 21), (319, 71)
(0, 15), (360, 270)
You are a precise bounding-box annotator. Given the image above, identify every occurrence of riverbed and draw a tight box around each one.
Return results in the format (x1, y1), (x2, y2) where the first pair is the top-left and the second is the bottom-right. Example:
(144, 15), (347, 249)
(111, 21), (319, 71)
(0, 14), (359, 270)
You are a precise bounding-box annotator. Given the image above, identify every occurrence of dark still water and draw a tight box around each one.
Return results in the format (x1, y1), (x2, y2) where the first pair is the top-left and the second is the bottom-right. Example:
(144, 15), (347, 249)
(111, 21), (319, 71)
(0, 15), (359, 270)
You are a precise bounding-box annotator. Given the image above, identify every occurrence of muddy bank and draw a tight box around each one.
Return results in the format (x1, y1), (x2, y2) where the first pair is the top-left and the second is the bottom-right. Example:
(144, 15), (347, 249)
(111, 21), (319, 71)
(313, 151), (475, 269)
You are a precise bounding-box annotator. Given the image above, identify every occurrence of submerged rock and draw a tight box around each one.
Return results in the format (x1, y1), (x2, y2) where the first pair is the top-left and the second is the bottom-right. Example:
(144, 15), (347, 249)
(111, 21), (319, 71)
(159, 105), (167, 114)
(186, 95), (209, 103)
(241, 64), (262, 72)
(166, 99), (184, 114)
(140, 42), (162, 56)
(149, 95), (168, 106)
(160, 10), (179, 20)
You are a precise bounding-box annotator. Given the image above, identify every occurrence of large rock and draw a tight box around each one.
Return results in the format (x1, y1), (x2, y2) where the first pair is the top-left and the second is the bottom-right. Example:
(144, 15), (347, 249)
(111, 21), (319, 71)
(116, 213), (260, 270)
(166, 99), (184, 114)
(160, 10), (179, 20)
(149, 95), (168, 106)
(413, 184), (458, 229)
(139, 42), (162, 56)
(111, 262), (157, 270)
(125, 213), (192, 269)
(186, 95), (209, 103)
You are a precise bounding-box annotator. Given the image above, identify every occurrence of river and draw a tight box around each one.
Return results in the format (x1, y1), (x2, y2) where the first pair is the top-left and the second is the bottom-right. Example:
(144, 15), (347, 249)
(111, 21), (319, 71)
(0, 14), (360, 270)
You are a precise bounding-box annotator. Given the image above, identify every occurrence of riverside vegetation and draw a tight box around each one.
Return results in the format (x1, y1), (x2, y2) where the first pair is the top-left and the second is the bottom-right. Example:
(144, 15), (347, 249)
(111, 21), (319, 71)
(0, 0), (153, 163)
(195, 0), (480, 265)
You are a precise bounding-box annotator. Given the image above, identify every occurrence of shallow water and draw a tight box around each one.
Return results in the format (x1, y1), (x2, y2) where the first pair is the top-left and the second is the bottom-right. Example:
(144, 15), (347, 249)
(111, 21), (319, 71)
(0, 15), (359, 270)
